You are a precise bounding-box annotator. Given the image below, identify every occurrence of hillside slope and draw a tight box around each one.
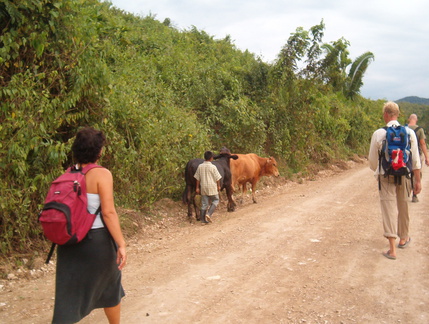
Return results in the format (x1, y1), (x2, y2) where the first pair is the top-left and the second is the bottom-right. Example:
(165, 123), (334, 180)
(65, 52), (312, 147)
(396, 96), (429, 105)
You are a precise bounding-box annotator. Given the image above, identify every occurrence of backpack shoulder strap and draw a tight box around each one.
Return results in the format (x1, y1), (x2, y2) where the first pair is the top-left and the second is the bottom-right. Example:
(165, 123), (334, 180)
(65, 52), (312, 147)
(45, 243), (56, 264)
(82, 163), (104, 222)
(413, 126), (422, 139)
(81, 163), (104, 174)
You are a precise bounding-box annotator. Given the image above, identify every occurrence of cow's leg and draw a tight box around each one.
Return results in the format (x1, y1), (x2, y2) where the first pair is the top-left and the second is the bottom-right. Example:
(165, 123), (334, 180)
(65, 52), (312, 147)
(187, 197), (192, 222)
(185, 185), (193, 221)
(186, 185), (200, 222)
(239, 183), (245, 204)
(187, 201), (193, 221)
(251, 181), (257, 203)
(226, 185), (236, 212)
(193, 191), (201, 221)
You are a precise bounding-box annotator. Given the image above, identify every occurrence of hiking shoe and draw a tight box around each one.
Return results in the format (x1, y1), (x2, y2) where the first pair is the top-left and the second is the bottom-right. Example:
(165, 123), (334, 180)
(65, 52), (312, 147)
(412, 195), (419, 203)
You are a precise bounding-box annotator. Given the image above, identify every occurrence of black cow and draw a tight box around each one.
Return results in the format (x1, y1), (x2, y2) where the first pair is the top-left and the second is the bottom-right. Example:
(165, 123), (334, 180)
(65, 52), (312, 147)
(182, 148), (239, 221)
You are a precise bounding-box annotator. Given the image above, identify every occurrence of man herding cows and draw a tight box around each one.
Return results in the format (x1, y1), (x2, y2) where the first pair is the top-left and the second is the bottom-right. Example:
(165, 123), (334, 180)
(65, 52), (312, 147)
(182, 147), (238, 222)
(183, 148), (280, 222)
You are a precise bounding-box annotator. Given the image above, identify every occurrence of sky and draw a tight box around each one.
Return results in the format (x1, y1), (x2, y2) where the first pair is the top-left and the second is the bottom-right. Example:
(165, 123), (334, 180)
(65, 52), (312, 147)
(108, 0), (428, 101)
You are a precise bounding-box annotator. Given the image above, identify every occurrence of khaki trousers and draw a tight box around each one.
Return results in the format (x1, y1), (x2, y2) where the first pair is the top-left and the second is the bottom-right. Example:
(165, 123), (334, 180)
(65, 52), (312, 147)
(379, 175), (411, 239)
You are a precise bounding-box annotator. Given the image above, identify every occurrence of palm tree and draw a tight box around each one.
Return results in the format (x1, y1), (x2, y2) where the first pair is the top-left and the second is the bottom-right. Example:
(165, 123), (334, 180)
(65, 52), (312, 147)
(346, 51), (374, 99)
(321, 40), (374, 99)
(320, 39), (351, 93)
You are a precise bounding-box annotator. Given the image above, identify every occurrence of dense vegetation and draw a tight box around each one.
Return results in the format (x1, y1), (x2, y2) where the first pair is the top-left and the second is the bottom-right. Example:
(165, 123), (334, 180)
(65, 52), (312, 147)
(396, 101), (429, 130)
(1, 0), (423, 255)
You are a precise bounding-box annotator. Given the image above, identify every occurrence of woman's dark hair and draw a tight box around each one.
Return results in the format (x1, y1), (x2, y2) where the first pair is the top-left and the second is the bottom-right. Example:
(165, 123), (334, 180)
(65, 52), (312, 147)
(72, 127), (106, 164)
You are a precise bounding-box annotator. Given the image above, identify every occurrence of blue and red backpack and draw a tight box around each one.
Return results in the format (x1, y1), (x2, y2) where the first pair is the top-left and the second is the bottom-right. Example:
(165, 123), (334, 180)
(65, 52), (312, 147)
(379, 124), (413, 187)
(39, 164), (103, 262)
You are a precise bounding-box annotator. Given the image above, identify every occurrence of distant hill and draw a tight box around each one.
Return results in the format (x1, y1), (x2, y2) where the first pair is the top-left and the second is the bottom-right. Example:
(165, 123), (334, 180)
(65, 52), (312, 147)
(396, 96), (429, 105)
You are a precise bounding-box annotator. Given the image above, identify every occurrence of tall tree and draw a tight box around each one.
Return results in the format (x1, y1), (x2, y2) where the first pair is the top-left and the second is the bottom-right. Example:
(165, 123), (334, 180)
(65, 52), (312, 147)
(320, 38), (352, 92)
(346, 51), (374, 99)
(321, 40), (374, 99)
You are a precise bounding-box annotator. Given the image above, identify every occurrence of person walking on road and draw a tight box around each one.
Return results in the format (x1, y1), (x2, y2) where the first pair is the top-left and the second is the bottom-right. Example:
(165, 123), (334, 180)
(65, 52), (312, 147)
(368, 102), (421, 260)
(194, 151), (222, 224)
(52, 127), (127, 323)
(407, 113), (429, 202)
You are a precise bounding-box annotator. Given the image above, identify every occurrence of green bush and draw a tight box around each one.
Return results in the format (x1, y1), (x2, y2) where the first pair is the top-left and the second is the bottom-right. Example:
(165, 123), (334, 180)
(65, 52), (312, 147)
(0, 1), (387, 254)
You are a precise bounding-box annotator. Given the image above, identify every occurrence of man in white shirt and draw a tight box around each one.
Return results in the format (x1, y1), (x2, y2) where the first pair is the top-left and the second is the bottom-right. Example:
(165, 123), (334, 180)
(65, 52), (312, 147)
(194, 151), (222, 224)
(368, 101), (421, 260)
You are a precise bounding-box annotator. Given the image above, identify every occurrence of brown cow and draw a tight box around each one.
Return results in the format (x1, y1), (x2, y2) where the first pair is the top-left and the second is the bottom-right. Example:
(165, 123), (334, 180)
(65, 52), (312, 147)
(230, 153), (280, 204)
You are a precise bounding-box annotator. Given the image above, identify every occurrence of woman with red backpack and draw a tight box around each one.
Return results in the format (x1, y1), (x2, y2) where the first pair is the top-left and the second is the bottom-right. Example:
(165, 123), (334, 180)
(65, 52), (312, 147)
(52, 127), (127, 324)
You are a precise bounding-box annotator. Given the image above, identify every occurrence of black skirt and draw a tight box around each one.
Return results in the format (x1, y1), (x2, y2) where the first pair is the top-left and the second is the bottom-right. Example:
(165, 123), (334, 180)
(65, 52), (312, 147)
(52, 228), (125, 324)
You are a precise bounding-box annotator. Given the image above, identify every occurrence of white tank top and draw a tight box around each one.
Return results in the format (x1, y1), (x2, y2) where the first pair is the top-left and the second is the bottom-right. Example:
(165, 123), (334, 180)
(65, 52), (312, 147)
(87, 193), (104, 229)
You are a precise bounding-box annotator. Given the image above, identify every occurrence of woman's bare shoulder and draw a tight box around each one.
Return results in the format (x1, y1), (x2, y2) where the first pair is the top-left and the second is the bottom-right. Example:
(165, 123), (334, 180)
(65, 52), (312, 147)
(86, 166), (113, 179)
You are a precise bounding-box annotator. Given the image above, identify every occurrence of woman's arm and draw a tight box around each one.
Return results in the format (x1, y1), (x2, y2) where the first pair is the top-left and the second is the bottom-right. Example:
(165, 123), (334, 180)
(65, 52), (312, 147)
(96, 168), (127, 270)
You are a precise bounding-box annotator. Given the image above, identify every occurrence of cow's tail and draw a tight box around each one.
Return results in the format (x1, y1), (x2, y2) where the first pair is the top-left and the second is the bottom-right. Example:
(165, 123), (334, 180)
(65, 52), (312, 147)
(182, 186), (189, 204)
(182, 162), (190, 204)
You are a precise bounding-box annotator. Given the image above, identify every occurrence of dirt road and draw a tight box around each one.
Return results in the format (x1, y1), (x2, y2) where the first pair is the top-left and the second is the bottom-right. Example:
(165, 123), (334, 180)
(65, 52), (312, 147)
(1, 161), (429, 323)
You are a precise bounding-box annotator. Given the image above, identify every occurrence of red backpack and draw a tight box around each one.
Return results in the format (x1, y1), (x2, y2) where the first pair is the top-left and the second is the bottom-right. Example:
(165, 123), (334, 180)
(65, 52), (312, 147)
(39, 164), (103, 262)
